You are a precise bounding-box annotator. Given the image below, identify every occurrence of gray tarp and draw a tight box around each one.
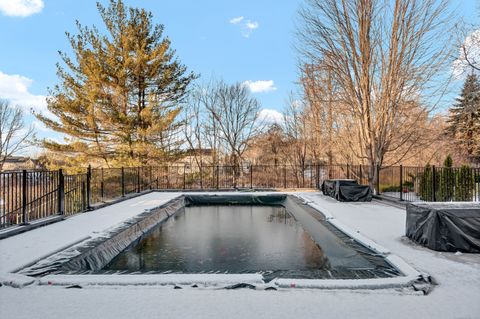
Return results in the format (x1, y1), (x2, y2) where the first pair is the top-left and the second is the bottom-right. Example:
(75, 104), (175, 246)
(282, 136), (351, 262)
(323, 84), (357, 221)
(406, 203), (480, 253)
(322, 179), (372, 202)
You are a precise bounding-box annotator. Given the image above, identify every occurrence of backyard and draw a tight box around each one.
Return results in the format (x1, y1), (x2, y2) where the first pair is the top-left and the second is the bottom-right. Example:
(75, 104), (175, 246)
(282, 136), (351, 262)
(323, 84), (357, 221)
(1, 0), (480, 318)
(1, 192), (479, 319)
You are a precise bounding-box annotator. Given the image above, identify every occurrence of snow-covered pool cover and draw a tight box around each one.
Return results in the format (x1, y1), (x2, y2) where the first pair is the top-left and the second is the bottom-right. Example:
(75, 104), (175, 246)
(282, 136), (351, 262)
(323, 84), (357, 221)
(12, 193), (423, 289)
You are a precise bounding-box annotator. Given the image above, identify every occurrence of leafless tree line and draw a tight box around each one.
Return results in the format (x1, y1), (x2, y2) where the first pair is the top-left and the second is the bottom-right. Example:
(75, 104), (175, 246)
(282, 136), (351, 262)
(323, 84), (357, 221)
(295, 0), (455, 190)
(0, 100), (35, 171)
(183, 80), (263, 169)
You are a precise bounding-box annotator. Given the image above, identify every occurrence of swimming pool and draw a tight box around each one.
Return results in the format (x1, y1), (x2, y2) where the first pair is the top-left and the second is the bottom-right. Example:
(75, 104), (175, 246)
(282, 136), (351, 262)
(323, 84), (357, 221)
(104, 205), (331, 280)
(20, 194), (400, 282)
(105, 204), (399, 280)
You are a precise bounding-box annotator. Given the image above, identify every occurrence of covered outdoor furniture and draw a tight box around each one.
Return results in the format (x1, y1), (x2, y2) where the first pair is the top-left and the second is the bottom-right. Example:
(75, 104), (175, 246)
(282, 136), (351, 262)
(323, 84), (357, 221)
(406, 203), (480, 253)
(321, 179), (372, 202)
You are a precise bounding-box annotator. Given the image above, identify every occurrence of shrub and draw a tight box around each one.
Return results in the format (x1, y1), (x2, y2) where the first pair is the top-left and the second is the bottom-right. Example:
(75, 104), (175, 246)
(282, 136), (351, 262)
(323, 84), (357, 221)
(455, 165), (473, 201)
(438, 155), (454, 201)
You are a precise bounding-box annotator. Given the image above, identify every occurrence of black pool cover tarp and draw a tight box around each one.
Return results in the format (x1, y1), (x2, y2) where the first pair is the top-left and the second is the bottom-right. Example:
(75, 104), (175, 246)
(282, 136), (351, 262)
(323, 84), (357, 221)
(321, 179), (372, 202)
(184, 194), (286, 206)
(20, 193), (401, 280)
(406, 203), (480, 253)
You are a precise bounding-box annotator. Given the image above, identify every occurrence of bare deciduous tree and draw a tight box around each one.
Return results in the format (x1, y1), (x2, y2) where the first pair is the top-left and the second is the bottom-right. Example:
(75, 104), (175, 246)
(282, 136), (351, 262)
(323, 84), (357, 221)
(301, 63), (338, 165)
(208, 81), (263, 168)
(283, 97), (309, 185)
(0, 100), (35, 171)
(298, 0), (454, 190)
(183, 81), (221, 167)
(182, 80), (263, 186)
(453, 10), (480, 74)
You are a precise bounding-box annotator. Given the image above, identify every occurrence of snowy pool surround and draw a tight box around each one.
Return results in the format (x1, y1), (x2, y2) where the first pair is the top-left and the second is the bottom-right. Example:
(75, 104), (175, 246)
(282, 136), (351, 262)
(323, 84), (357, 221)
(16, 192), (423, 290)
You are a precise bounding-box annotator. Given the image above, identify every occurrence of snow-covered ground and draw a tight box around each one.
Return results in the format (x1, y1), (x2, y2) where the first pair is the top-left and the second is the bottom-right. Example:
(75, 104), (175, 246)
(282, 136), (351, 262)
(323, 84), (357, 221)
(1, 192), (479, 319)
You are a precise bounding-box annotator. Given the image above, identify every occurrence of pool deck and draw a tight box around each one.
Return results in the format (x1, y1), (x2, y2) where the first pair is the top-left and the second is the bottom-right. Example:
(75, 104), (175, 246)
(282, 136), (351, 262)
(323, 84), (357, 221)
(1, 191), (479, 319)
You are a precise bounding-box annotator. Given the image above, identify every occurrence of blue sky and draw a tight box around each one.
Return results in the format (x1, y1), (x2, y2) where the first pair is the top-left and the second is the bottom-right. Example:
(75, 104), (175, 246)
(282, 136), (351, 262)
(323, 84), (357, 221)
(0, 0), (478, 150)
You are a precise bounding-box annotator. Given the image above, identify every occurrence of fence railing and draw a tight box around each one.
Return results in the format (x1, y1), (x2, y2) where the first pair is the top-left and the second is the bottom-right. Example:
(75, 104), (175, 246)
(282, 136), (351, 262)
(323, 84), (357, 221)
(379, 165), (480, 202)
(1, 163), (479, 229)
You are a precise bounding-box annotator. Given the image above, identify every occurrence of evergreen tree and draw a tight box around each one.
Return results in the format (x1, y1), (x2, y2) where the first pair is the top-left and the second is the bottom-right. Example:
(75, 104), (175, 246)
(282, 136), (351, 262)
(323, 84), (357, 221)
(438, 155), (454, 201)
(455, 165), (473, 201)
(419, 164), (433, 201)
(35, 0), (195, 166)
(446, 73), (480, 164)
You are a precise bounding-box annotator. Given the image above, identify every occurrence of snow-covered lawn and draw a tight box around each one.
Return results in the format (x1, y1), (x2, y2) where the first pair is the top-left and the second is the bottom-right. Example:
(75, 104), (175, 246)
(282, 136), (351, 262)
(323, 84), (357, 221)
(1, 192), (479, 319)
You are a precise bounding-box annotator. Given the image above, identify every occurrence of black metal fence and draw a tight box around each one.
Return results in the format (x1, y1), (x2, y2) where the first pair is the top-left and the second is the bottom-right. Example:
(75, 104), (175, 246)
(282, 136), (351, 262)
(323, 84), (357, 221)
(379, 165), (480, 202)
(1, 163), (479, 229)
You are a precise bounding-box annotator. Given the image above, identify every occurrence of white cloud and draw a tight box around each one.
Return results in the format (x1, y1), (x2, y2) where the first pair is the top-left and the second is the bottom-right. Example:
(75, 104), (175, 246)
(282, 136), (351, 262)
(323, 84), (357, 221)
(258, 109), (283, 124)
(0, 0), (44, 17)
(452, 29), (480, 79)
(0, 71), (48, 113)
(241, 20), (259, 38)
(229, 16), (244, 24)
(229, 16), (259, 38)
(245, 21), (259, 30)
(243, 80), (277, 93)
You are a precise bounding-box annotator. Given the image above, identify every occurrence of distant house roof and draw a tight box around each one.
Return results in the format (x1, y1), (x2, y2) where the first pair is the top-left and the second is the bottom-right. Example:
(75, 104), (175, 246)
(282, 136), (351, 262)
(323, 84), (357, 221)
(4, 156), (33, 163)
(184, 148), (214, 156)
(2, 156), (43, 172)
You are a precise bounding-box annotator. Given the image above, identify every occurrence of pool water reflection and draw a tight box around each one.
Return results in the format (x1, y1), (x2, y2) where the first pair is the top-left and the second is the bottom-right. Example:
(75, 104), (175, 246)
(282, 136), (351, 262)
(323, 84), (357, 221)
(104, 205), (329, 277)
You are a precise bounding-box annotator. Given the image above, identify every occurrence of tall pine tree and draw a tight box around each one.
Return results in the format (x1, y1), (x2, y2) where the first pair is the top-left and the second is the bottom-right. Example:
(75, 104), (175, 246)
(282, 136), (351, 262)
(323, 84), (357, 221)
(446, 73), (480, 164)
(36, 0), (195, 166)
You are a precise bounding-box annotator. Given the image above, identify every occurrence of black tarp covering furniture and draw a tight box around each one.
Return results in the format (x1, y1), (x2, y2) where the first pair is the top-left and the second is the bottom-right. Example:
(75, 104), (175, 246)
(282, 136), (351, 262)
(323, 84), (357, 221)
(321, 179), (372, 202)
(406, 203), (480, 253)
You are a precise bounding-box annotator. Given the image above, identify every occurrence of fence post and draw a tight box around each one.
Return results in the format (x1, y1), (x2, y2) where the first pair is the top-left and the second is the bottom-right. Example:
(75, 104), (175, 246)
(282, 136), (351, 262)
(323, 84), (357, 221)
(399, 165), (403, 201)
(81, 181), (86, 212)
(101, 168), (104, 201)
(150, 166), (153, 190)
(216, 165), (219, 189)
(200, 164), (203, 189)
(432, 165), (436, 202)
(359, 165), (363, 185)
(283, 165), (287, 189)
(137, 167), (141, 193)
(166, 166), (170, 189)
(86, 165), (91, 210)
(58, 169), (64, 215)
(21, 170), (28, 224)
(183, 165), (186, 190)
(347, 164), (350, 179)
(121, 167), (125, 197)
(250, 165), (253, 189)
(376, 164), (381, 195)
